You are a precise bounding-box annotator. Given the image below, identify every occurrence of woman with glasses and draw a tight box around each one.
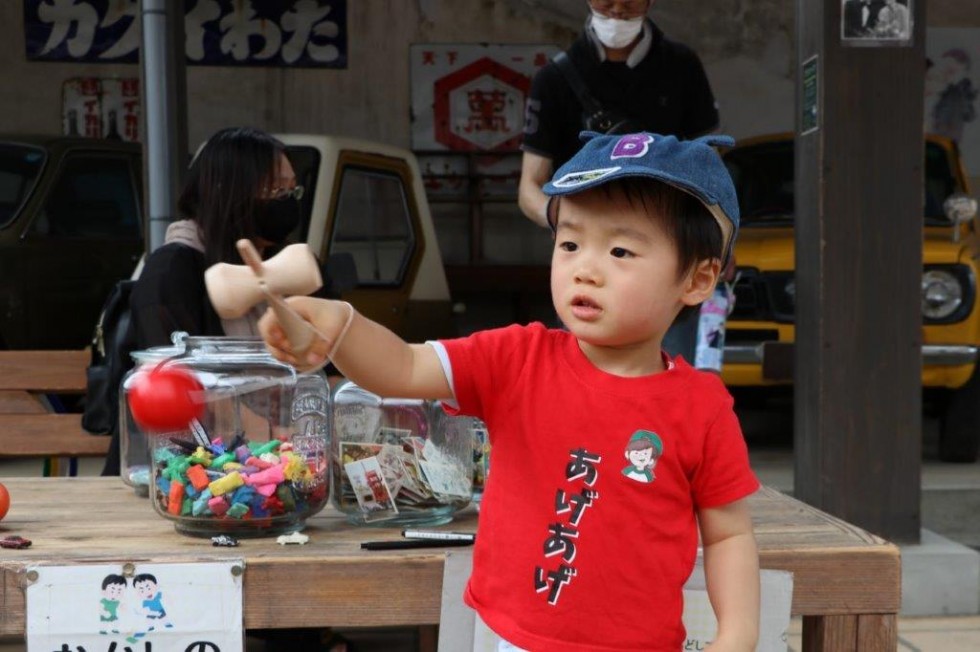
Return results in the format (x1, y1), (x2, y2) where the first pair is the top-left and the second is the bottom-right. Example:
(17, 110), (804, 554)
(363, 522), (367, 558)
(124, 128), (340, 649)
(130, 126), (304, 348)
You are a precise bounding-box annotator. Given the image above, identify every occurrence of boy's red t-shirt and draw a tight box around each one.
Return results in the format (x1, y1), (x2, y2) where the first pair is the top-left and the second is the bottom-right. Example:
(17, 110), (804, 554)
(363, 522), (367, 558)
(440, 323), (759, 652)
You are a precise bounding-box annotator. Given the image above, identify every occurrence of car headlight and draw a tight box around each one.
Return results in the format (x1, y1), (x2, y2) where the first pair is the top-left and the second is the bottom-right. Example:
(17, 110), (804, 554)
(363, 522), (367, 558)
(922, 269), (963, 319)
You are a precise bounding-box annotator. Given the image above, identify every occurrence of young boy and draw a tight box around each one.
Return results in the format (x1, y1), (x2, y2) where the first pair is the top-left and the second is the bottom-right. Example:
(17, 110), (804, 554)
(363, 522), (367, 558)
(99, 574), (127, 634)
(259, 132), (760, 651)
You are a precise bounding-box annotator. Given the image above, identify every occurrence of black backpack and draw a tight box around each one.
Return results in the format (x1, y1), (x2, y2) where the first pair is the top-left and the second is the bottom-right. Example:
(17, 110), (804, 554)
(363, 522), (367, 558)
(82, 279), (137, 438)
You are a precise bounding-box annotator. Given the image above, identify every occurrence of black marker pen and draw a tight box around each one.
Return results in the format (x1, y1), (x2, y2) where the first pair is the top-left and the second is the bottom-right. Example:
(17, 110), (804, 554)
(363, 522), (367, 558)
(361, 539), (474, 550)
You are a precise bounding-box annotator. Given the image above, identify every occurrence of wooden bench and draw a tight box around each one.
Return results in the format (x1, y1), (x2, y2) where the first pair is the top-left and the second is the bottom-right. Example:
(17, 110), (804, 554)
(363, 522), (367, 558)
(0, 350), (109, 464)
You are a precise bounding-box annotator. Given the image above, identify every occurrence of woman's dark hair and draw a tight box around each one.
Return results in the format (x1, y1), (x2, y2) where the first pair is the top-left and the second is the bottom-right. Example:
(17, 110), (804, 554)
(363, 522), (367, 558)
(177, 126), (286, 266)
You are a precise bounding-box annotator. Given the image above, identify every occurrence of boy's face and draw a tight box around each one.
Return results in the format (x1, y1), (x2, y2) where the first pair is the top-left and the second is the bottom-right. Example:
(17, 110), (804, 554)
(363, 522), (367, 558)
(551, 187), (706, 357)
(104, 583), (125, 600)
(135, 580), (156, 599)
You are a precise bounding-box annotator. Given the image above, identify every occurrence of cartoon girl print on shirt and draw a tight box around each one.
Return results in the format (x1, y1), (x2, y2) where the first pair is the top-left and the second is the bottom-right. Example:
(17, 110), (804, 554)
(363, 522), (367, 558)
(621, 430), (663, 483)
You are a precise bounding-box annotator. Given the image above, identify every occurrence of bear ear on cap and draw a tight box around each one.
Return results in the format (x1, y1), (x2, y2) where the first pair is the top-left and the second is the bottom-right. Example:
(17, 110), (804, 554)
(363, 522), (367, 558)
(695, 134), (736, 149)
(578, 130), (604, 143)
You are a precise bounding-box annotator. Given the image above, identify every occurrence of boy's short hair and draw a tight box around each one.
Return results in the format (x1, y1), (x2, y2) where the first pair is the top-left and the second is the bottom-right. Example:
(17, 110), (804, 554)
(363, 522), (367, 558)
(102, 574), (127, 590)
(579, 177), (723, 278)
(133, 573), (157, 586)
(542, 132), (740, 266)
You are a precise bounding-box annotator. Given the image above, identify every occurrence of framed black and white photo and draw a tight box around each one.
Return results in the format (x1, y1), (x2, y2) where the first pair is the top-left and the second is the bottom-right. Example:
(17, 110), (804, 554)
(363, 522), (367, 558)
(841, 0), (913, 46)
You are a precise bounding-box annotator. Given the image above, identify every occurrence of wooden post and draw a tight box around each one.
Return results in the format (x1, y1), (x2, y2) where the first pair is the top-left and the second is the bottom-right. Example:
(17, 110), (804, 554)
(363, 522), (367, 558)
(794, 0), (924, 542)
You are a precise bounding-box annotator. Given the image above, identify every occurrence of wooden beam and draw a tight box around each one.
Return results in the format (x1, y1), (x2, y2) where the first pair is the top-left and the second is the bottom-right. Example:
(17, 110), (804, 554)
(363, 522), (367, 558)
(0, 391), (47, 414)
(0, 350), (89, 393)
(0, 414), (109, 458)
(794, 0), (924, 542)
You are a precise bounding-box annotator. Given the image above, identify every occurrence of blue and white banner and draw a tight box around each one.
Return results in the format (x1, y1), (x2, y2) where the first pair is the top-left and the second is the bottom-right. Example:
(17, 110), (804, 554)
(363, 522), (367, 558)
(24, 0), (347, 68)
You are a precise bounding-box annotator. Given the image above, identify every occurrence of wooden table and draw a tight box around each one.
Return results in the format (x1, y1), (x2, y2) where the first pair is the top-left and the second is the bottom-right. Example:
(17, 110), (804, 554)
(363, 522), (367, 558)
(0, 479), (899, 651)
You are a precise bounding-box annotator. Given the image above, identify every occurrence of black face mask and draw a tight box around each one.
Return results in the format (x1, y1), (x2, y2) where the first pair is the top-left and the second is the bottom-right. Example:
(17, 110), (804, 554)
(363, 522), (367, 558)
(254, 196), (301, 244)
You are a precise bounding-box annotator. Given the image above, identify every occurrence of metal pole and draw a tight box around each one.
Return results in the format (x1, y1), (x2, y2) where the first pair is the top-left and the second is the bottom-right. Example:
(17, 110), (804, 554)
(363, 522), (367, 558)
(140, 0), (187, 252)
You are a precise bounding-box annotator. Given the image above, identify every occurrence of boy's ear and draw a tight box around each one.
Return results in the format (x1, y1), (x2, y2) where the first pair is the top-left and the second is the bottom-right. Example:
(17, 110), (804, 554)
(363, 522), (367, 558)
(681, 258), (721, 307)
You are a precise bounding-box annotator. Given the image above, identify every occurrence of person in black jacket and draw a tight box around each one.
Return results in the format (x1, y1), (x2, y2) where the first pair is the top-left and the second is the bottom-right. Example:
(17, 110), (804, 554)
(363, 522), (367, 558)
(518, 0), (719, 229)
(131, 126), (303, 349)
(518, 0), (721, 364)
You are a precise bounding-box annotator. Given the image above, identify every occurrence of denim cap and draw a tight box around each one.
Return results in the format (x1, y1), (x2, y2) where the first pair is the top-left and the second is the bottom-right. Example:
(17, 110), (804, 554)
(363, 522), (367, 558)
(543, 132), (739, 264)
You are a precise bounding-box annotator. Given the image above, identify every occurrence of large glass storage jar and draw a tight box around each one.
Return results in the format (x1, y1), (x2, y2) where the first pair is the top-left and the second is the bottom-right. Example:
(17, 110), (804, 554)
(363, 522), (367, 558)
(146, 337), (330, 537)
(120, 339), (186, 495)
(331, 380), (475, 526)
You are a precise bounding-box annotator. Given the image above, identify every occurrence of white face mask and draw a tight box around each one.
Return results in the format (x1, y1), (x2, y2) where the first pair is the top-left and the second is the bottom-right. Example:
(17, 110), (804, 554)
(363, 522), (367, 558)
(590, 10), (645, 49)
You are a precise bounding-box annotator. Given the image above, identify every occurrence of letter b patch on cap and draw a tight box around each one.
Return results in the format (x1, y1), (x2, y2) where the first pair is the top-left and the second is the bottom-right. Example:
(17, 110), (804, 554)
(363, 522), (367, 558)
(611, 134), (654, 160)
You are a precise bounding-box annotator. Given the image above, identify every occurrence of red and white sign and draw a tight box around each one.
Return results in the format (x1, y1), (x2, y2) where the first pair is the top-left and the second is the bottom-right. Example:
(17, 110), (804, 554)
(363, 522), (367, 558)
(62, 77), (103, 138)
(411, 44), (558, 152)
(62, 76), (141, 141)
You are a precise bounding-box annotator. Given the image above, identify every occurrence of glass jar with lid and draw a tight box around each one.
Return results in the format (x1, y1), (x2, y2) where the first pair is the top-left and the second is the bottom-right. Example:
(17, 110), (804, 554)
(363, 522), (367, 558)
(119, 335), (187, 495)
(145, 337), (330, 537)
(331, 380), (474, 526)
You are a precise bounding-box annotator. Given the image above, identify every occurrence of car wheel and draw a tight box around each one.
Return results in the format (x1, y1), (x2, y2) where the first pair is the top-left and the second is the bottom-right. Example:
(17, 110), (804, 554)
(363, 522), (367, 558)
(939, 365), (980, 463)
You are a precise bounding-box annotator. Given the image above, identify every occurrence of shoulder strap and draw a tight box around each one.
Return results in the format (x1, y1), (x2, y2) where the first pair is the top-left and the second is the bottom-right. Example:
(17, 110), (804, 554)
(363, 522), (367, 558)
(552, 52), (605, 116)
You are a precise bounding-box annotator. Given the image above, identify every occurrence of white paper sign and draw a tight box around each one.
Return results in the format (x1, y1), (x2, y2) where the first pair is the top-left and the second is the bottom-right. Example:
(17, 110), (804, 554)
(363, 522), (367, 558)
(26, 561), (244, 652)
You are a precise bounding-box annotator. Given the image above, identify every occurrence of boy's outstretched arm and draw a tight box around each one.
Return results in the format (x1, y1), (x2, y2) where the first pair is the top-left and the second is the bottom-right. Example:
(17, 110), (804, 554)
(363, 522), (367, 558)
(258, 296), (453, 400)
(698, 497), (760, 651)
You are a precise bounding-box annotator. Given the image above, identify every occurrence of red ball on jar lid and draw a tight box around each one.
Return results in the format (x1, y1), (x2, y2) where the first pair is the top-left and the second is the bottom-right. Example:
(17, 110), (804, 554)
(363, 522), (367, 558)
(128, 364), (205, 432)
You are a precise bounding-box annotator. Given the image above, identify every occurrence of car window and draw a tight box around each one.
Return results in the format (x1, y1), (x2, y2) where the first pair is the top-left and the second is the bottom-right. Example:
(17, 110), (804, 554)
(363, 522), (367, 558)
(34, 154), (141, 239)
(724, 142), (795, 224)
(330, 166), (415, 287)
(924, 142), (960, 221)
(725, 140), (965, 225)
(283, 145), (320, 242)
(0, 144), (45, 229)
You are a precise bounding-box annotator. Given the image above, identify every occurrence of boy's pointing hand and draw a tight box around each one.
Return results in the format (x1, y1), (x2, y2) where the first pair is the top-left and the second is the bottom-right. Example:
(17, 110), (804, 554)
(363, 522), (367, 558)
(258, 296), (352, 370)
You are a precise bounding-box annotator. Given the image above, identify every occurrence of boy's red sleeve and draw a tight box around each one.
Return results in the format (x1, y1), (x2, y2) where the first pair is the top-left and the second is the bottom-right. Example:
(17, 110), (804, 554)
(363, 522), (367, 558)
(438, 324), (532, 423)
(690, 401), (760, 508)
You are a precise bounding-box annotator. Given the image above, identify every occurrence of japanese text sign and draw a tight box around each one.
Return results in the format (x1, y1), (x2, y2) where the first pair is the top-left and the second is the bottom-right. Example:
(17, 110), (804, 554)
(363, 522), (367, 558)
(24, 0), (347, 68)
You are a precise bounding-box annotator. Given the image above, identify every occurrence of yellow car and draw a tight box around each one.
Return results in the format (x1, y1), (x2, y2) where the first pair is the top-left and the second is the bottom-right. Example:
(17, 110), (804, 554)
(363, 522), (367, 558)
(721, 133), (980, 462)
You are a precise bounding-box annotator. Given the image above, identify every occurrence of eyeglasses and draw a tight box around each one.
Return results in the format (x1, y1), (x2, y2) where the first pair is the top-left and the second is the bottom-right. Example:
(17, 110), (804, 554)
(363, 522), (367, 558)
(267, 185), (305, 201)
(589, 0), (648, 18)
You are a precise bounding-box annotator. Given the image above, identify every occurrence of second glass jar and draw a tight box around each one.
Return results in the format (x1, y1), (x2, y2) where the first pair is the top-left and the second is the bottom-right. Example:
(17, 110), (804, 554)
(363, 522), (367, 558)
(331, 380), (476, 526)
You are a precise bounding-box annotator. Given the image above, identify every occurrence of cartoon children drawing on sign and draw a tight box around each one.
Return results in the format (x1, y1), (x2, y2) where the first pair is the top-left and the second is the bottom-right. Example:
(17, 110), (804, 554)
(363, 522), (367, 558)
(621, 430), (663, 483)
(98, 574), (127, 635)
(133, 573), (173, 631)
